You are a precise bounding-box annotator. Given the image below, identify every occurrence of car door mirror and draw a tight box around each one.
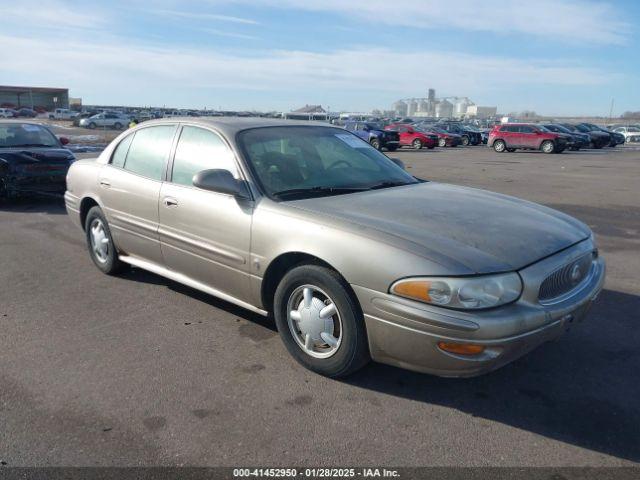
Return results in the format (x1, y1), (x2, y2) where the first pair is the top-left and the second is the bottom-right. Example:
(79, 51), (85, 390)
(58, 136), (70, 145)
(192, 169), (250, 198)
(389, 158), (405, 170)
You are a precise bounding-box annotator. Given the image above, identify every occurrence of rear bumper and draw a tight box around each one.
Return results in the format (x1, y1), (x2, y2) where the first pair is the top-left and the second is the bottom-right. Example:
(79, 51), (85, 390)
(352, 242), (605, 377)
(64, 191), (83, 229)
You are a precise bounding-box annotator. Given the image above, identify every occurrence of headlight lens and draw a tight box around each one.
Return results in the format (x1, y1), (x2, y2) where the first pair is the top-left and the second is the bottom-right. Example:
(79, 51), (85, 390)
(390, 273), (522, 310)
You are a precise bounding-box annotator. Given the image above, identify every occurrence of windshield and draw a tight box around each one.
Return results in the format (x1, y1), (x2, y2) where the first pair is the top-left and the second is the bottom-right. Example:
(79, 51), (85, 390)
(238, 126), (418, 200)
(574, 124), (591, 133)
(0, 123), (60, 148)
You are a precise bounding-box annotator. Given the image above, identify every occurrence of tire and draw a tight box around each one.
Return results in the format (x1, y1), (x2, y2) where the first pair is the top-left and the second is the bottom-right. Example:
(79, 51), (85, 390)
(493, 140), (506, 153)
(84, 206), (127, 275)
(273, 264), (370, 378)
(114, 122), (123, 130)
(541, 140), (555, 154)
(370, 138), (381, 150)
(88, 122), (97, 129)
(412, 139), (423, 150)
(438, 138), (446, 147)
(461, 135), (470, 146)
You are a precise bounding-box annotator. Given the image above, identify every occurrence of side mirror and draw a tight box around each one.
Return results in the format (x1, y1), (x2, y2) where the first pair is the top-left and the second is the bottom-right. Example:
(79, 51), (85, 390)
(59, 136), (70, 145)
(192, 169), (250, 198)
(389, 158), (405, 170)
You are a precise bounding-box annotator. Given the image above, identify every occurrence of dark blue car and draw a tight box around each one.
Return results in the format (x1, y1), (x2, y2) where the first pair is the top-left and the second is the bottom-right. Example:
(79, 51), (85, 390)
(0, 121), (76, 198)
(344, 121), (400, 151)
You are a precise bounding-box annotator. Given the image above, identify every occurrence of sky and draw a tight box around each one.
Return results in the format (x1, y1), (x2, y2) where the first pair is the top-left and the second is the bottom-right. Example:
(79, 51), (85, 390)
(0, 0), (638, 115)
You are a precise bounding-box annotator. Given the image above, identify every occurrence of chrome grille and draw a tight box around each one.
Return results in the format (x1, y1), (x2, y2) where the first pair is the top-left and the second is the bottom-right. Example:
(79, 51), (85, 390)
(539, 252), (595, 302)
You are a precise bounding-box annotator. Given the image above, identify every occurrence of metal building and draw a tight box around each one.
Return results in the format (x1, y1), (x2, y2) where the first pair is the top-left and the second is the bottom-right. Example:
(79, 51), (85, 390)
(0, 85), (69, 110)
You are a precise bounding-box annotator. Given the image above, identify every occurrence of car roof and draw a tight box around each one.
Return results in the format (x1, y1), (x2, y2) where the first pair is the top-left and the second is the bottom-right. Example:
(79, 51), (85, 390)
(137, 117), (335, 136)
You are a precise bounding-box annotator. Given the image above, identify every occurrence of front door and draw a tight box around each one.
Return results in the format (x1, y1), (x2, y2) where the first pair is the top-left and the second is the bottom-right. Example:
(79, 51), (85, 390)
(98, 124), (177, 265)
(158, 125), (254, 304)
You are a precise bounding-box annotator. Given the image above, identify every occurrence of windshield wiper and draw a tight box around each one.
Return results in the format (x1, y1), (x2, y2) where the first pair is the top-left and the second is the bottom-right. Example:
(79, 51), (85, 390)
(9, 144), (55, 148)
(272, 185), (369, 199)
(367, 181), (413, 190)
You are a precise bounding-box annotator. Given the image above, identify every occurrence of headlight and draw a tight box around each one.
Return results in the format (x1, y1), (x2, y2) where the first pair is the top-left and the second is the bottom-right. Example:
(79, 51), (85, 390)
(390, 273), (522, 310)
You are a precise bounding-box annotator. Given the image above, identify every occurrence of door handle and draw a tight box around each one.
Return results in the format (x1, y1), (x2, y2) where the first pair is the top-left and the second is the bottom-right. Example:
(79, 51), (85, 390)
(163, 197), (178, 207)
(99, 179), (111, 188)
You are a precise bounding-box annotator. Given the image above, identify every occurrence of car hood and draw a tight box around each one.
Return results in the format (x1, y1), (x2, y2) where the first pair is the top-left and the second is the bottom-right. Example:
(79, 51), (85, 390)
(288, 182), (591, 274)
(0, 147), (75, 165)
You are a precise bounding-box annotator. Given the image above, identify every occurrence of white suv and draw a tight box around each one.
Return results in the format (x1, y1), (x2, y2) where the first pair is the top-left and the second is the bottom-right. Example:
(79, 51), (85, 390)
(0, 108), (15, 118)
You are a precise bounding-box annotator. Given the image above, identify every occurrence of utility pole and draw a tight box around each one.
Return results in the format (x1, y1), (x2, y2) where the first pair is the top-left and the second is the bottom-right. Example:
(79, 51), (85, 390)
(609, 98), (614, 121)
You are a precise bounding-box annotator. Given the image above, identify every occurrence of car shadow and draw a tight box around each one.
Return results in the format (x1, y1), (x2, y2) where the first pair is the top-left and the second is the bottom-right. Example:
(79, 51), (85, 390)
(342, 288), (640, 463)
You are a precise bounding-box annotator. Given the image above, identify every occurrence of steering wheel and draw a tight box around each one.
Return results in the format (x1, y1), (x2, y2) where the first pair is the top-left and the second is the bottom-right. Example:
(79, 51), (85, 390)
(326, 159), (351, 170)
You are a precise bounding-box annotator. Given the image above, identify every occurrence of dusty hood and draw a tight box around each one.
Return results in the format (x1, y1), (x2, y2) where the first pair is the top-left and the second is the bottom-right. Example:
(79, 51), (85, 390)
(288, 182), (591, 274)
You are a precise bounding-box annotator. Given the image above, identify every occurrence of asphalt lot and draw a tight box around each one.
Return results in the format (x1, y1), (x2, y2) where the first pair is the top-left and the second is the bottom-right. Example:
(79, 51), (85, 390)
(1, 145), (639, 467)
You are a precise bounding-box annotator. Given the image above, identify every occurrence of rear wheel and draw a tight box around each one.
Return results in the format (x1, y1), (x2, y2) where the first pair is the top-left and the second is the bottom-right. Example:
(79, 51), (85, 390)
(438, 138), (446, 147)
(541, 140), (555, 154)
(461, 135), (470, 146)
(412, 139), (423, 150)
(274, 265), (370, 378)
(85, 206), (127, 275)
(114, 122), (123, 130)
(493, 140), (506, 152)
(88, 122), (96, 129)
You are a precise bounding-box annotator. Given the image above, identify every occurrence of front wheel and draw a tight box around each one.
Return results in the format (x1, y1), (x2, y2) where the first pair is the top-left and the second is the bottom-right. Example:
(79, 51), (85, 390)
(438, 138), (446, 147)
(88, 122), (96, 129)
(274, 265), (370, 378)
(541, 140), (555, 154)
(370, 138), (381, 150)
(461, 135), (470, 146)
(412, 139), (423, 150)
(114, 122), (123, 130)
(85, 206), (127, 275)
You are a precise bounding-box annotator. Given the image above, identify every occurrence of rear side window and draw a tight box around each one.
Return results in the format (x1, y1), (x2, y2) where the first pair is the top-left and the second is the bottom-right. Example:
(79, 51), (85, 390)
(171, 126), (238, 187)
(123, 125), (175, 180)
(110, 134), (134, 168)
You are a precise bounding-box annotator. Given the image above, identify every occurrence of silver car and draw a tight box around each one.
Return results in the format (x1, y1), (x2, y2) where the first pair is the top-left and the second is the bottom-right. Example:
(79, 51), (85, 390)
(64, 118), (605, 377)
(79, 113), (128, 130)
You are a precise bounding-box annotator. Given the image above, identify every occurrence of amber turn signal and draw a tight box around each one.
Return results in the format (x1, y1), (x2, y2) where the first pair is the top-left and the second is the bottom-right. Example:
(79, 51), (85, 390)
(437, 342), (485, 356)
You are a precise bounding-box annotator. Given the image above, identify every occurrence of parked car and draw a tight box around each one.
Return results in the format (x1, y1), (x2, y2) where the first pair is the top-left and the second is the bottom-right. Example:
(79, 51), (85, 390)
(436, 122), (482, 146)
(0, 121), (75, 198)
(48, 108), (79, 120)
(79, 113), (128, 130)
(385, 123), (437, 149)
(416, 125), (461, 147)
(64, 118), (605, 377)
(0, 108), (16, 118)
(613, 126), (640, 143)
(540, 123), (590, 150)
(16, 108), (38, 118)
(344, 121), (400, 151)
(578, 123), (625, 147)
(73, 111), (99, 127)
(560, 124), (610, 149)
(489, 123), (568, 154)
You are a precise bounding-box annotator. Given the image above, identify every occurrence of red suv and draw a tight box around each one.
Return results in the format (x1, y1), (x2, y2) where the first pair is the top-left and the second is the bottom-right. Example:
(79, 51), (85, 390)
(385, 123), (437, 149)
(489, 123), (567, 154)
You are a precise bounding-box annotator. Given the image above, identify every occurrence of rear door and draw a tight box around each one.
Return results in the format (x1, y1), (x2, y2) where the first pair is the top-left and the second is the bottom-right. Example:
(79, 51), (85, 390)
(518, 125), (539, 148)
(158, 125), (254, 304)
(98, 124), (178, 265)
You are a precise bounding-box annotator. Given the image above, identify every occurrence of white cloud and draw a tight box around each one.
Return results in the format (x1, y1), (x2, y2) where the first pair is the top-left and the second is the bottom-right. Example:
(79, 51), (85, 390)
(0, 33), (615, 110)
(150, 9), (259, 25)
(1, 0), (106, 29)
(205, 0), (631, 45)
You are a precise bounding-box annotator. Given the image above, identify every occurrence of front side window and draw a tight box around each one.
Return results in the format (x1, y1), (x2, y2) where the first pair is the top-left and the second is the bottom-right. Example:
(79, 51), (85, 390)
(123, 125), (176, 180)
(171, 126), (238, 187)
(238, 126), (418, 200)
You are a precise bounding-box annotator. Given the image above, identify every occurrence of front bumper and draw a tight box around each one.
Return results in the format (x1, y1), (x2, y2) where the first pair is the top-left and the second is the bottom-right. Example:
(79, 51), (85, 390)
(353, 240), (605, 377)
